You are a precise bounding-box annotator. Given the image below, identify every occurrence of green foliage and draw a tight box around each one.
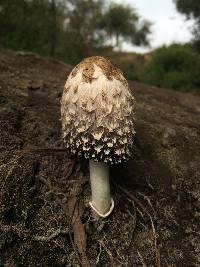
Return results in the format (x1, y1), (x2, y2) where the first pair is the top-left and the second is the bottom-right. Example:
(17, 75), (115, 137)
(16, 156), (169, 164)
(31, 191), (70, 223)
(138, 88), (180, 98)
(0, 0), (65, 57)
(99, 3), (151, 48)
(175, 0), (200, 51)
(61, 31), (87, 65)
(175, 0), (200, 18)
(118, 60), (143, 81)
(66, 0), (104, 54)
(120, 61), (139, 81)
(141, 44), (200, 90)
(0, 0), (151, 64)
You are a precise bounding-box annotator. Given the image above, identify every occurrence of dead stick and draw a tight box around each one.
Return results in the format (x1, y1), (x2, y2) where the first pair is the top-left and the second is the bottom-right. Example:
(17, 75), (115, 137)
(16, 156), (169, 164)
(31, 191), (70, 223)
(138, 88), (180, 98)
(114, 182), (161, 267)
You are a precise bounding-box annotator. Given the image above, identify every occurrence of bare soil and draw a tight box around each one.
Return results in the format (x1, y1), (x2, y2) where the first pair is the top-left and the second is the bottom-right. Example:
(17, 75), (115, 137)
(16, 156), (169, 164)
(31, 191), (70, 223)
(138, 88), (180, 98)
(0, 49), (200, 266)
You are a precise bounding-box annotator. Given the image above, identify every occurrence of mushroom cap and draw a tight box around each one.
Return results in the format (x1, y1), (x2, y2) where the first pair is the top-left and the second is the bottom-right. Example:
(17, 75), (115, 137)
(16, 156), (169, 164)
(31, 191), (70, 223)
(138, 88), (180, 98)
(61, 56), (135, 164)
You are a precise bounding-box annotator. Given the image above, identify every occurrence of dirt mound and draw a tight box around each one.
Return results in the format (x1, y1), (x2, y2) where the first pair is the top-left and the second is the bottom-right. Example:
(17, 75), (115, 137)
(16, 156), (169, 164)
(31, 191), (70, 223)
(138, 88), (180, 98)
(0, 49), (200, 266)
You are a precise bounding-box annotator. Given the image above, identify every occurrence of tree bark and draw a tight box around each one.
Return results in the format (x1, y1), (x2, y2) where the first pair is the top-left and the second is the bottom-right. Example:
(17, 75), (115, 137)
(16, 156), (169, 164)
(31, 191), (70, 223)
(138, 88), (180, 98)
(50, 0), (56, 57)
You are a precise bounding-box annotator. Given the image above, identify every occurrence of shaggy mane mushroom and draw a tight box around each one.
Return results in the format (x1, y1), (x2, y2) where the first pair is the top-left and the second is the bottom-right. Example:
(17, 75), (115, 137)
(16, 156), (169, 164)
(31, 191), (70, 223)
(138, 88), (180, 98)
(61, 56), (135, 217)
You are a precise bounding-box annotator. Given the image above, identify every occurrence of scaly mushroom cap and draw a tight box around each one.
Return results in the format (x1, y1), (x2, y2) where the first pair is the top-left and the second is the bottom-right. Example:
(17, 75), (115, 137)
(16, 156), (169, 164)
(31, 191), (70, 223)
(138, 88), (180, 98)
(61, 56), (135, 164)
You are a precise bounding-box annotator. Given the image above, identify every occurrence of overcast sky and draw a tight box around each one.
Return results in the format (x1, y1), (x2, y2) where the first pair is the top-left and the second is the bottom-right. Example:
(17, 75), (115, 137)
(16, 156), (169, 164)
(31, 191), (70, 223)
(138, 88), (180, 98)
(117, 0), (194, 53)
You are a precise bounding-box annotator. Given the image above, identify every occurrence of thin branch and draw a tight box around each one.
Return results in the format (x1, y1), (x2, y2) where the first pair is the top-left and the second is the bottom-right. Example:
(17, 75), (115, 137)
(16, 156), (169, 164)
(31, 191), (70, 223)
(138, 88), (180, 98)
(33, 228), (69, 241)
(114, 182), (161, 267)
(137, 250), (147, 267)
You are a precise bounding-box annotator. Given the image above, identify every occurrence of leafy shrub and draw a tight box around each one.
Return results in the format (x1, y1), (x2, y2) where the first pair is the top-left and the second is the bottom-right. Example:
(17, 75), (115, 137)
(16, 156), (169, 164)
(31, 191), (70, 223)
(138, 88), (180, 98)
(141, 44), (200, 91)
(120, 61), (141, 81)
(112, 54), (146, 81)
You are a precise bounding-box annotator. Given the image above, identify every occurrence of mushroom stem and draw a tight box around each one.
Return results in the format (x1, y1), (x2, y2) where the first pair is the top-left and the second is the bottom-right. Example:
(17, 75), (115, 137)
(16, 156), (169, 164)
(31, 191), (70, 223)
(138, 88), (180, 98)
(89, 160), (114, 217)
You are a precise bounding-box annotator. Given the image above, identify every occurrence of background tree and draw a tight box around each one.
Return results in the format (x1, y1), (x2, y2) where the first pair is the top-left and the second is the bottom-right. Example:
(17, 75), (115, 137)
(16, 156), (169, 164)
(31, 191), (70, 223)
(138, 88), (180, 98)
(175, 0), (200, 50)
(65, 0), (104, 57)
(0, 0), (66, 57)
(141, 44), (200, 91)
(99, 3), (151, 49)
(0, 0), (151, 63)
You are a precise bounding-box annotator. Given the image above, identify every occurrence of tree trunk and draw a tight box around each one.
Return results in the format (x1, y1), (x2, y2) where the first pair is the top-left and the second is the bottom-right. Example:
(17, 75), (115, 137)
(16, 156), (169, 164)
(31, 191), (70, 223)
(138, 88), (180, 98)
(50, 0), (56, 57)
(116, 32), (119, 47)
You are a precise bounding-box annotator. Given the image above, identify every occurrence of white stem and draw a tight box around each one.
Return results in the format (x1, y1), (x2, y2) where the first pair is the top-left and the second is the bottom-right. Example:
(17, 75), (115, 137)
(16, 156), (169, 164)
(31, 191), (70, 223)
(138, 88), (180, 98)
(89, 160), (114, 217)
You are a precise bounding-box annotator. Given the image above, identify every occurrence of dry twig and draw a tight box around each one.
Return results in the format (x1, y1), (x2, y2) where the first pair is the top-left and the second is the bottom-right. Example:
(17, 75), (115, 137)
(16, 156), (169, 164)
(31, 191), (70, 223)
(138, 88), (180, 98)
(33, 228), (69, 241)
(114, 182), (161, 267)
(137, 250), (147, 267)
(67, 197), (90, 267)
(99, 240), (115, 267)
